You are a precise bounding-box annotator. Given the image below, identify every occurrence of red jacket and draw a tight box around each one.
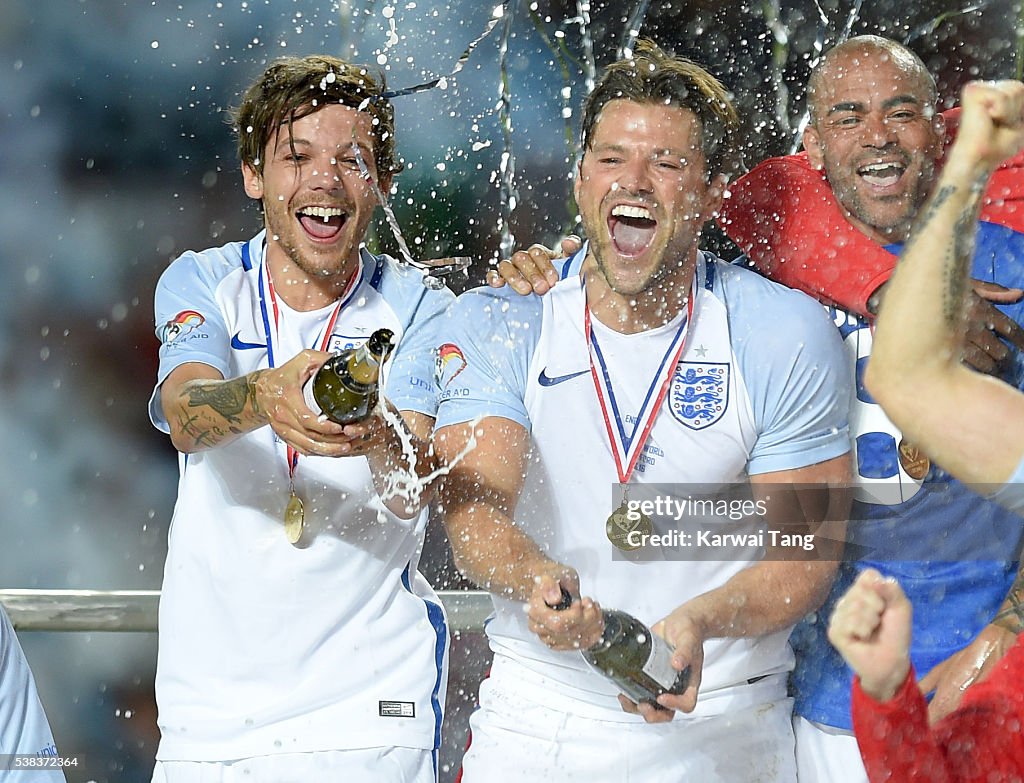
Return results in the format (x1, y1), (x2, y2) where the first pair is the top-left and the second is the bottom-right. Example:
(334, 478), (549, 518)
(851, 635), (1024, 783)
(718, 109), (1024, 318)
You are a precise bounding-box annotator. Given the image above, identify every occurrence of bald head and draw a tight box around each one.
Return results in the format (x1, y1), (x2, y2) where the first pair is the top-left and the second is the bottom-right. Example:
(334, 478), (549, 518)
(801, 35), (945, 243)
(807, 36), (937, 126)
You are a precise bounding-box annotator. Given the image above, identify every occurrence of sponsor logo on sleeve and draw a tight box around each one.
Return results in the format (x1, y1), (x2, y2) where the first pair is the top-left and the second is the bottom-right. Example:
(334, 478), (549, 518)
(160, 310), (205, 344)
(435, 343), (468, 389)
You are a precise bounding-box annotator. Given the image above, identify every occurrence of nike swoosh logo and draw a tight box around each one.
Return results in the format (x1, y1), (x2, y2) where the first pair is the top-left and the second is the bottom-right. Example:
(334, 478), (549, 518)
(538, 368), (589, 387)
(230, 332), (266, 350)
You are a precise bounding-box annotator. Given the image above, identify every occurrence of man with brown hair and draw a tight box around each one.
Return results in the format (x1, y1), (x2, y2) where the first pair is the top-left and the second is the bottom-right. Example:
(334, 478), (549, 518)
(435, 41), (850, 782)
(149, 55), (452, 782)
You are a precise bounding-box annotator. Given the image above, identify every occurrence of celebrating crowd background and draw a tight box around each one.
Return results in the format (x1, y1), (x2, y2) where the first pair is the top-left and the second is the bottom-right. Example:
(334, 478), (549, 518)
(1, 1), (1019, 780)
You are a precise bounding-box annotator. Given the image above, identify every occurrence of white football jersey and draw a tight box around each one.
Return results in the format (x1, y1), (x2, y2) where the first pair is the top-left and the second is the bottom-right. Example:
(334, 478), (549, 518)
(436, 251), (850, 718)
(149, 232), (451, 761)
(0, 606), (65, 782)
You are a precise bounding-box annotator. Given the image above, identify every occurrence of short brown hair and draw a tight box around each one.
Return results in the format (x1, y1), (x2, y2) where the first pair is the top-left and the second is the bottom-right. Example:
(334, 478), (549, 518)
(229, 54), (399, 176)
(580, 40), (739, 178)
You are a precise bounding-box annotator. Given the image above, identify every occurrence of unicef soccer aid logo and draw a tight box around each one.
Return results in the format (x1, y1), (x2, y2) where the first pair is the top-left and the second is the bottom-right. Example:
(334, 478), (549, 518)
(160, 310), (205, 344)
(669, 362), (729, 430)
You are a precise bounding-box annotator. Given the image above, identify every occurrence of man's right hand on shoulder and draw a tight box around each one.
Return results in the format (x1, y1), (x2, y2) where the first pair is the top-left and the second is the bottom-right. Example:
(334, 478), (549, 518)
(871, 278), (1024, 375)
(485, 235), (583, 295)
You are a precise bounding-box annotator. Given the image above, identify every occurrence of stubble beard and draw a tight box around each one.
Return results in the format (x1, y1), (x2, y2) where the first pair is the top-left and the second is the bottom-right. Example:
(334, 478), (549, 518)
(594, 245), (659, 297)
(583, 210), (672, 298)
(265, 201), (353, 283)
(828, 157), (936, 243)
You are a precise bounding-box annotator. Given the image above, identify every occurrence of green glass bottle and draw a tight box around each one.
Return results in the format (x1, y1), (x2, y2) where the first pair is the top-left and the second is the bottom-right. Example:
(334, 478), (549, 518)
(583, 608), (690, 708)
(550, 588), (690, 707)
(303, 328), (396, 424)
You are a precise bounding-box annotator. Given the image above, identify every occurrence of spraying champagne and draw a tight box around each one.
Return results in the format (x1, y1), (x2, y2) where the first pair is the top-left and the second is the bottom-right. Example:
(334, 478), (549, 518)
(303, 328), (396, 424)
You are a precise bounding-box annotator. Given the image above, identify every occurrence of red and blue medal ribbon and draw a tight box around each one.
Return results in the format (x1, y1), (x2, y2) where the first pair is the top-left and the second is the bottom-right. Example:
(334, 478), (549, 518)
(257, 251), (362, 481)
(583, 261), (702, 484)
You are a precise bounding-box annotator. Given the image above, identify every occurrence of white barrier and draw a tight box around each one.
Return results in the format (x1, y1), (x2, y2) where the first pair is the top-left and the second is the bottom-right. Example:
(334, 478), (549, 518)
(0, 589), (493, 633)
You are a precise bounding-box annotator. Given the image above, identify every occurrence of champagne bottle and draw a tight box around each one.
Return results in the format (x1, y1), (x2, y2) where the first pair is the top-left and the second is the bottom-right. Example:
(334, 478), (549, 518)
(549, 588), (690, 708)
(302, 328), (396, 424)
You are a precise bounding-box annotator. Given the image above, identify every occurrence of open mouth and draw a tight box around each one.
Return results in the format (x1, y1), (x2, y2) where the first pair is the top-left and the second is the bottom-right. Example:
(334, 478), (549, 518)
(297, 205), (348, 240)
(608, 204), (658, 256)
(857, 161), (906, 189)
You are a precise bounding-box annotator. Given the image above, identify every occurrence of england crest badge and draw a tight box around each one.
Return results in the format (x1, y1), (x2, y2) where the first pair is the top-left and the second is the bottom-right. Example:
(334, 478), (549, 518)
(669, 362), (729, 430)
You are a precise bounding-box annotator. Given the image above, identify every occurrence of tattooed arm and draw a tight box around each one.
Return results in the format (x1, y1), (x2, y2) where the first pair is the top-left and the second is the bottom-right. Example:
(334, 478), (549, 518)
(160, 363), (262, 452)
(161, 350), (355, 456)
(161, 355), (438, 516)
(865, 80), (1024, 487)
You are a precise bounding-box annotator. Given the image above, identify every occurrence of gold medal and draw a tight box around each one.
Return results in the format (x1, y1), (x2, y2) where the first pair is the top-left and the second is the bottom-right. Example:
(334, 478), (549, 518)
(284, 491), (305, 544)
(606, 501), (654, 551)
(898, 438), (931, 481)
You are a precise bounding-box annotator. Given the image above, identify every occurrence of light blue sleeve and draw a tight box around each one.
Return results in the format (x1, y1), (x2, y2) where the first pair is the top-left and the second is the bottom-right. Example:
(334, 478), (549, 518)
(374, 257), (457, 417)
(0, 607), (65, 778)
(989, 452), (1024, 514)
(719, 263), (851, 474)
(557, 244), (588, 280)
(149, 250), (235, 432)
(433, 286), (542, 431)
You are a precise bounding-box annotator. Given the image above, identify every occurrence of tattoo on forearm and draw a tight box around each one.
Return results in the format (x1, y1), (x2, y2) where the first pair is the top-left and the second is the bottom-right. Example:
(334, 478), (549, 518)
(174, 373), (262, 448)
(185, 376), (253, 422)
(993, 572), (1024, 634)
(912, 178), (986, 327)
(907, 184), (956, 247)
(943, 208), (974, 325)
(176, 411), (217, 448)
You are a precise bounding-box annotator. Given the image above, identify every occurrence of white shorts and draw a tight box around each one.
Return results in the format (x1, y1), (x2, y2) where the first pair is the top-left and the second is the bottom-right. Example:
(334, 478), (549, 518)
(151, 747), (436, 783)
(459, 662), (798, 783)
(793, 716), (865, 783)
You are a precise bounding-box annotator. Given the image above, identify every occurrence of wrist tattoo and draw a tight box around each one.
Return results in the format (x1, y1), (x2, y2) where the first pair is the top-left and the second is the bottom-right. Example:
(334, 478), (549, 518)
(247, 372), (264, 417)
(942, 210), (973, 326)
(915, 182), (985, 327)
(992, 574), (1024, 634)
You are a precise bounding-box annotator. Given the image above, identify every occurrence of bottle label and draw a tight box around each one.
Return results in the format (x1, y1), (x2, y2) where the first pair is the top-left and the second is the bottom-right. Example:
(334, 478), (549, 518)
(301, 378), (324, 417)
(641, 635), (679, 690)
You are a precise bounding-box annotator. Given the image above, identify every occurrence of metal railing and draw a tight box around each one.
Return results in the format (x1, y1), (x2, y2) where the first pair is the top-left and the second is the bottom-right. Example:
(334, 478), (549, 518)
(0, 589), (492, 633)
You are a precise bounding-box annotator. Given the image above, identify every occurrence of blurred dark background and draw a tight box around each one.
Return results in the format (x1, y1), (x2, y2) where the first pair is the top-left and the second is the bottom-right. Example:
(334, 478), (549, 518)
(1, 1), (1018, 780)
